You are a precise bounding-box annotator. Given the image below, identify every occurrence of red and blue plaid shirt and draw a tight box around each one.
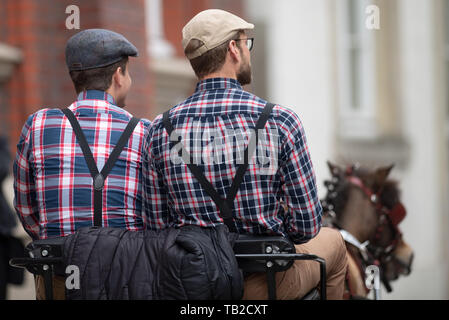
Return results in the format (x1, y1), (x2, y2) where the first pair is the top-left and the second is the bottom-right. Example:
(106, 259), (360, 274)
(143, 78), (322, 243)
(14, 90), (150, 239)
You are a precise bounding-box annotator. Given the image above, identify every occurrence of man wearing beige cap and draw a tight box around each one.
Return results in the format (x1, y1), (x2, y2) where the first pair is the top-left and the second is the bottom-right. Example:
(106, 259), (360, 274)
(143, 9), (348, 300)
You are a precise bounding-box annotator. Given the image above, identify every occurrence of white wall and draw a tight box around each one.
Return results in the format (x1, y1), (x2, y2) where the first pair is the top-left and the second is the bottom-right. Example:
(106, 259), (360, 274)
(385, 0), (449, 299)
(245, 0), (449, 299)
(245, 0), (337, 198)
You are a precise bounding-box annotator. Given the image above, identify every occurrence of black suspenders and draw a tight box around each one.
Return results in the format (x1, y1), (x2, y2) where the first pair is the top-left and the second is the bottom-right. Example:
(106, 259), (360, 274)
(61, 108), (140, 227)
(162, 102), (275, 233)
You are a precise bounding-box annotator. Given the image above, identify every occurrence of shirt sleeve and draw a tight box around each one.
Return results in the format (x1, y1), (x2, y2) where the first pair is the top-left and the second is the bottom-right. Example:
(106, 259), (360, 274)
(13, 113), (40, 239)
(142, 123), (170, 230)
(279, 112), (322, 244)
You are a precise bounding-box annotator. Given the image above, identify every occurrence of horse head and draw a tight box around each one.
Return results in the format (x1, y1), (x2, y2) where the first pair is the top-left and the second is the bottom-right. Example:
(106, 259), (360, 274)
(322, 161), (413, 295)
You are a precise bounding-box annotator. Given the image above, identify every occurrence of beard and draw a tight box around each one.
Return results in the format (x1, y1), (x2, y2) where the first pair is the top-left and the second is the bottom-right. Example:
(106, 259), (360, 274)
(237, 58), (252, 86)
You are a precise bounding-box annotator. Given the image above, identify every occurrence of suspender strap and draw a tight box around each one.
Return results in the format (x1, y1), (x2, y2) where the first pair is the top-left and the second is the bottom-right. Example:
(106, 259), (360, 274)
(162, 102), (275, 233)
(61, 108), (140, 227)
(162, 114), (229, 219)
(61, 109), (99, 178)
(226, 103), (274, 204)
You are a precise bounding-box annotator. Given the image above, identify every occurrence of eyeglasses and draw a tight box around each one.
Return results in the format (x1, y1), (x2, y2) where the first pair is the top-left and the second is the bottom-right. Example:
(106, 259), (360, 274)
(233, 38), (254, 51)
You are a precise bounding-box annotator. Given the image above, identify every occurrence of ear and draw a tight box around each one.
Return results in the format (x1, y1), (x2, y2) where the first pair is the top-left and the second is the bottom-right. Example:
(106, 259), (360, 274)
(112, 67), (124, 87)
(227, 40), (241, 63)
(327, 161), (342, 177)
(374, 164), (394, 187)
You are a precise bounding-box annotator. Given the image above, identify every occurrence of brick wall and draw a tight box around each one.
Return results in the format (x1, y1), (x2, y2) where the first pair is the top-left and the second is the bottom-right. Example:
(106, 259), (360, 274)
(0, 0), (153, 155)
(163, 0), (245, 58)
(0, 0), (248, 155)
(97, 0), (153, 118)
(163, 0), (211, 58)
(0, 85), (8, 139)
(0, 0), (8, 139)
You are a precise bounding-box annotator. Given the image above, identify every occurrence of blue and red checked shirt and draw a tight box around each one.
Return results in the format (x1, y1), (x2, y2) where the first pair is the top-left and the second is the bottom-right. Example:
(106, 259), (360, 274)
(143, 78), (322, 243)
(14, 90), (151, 239)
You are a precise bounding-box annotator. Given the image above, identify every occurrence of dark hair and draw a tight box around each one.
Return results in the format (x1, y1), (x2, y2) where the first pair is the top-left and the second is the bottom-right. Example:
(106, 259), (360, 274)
(185, 31), (243, 79)
(69, 57), (128, 94)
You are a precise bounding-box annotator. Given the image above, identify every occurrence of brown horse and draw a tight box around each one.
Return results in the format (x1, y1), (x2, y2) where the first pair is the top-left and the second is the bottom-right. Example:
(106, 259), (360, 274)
(321, 161), (414, 299)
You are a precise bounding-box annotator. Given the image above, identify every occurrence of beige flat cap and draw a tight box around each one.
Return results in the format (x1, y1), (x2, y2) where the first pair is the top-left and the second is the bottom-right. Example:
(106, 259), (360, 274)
(182, 9), (254, 59)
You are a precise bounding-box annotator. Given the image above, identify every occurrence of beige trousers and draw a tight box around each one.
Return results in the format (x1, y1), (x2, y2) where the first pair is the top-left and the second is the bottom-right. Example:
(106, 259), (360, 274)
(243, 227), (348, 300)
(35, 274), (66, 300)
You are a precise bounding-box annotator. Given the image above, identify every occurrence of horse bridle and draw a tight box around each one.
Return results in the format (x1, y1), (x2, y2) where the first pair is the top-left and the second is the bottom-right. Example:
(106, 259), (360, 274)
(346, 175), (406, 250)
(344, 167), (407, 292)
(344, 172), (406, 257)
(323, 165), (407, 294)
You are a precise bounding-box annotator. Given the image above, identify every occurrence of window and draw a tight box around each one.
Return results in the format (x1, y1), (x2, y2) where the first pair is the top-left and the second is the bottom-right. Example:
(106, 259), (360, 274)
(145, 0), (175, 59)
(336, 0), (378, 139)
(144, 0), (196, 119)
(335, 0), (409, 167)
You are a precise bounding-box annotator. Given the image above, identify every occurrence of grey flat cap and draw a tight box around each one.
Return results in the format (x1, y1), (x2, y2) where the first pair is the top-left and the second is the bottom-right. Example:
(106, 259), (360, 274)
(65, 29), (138, 71)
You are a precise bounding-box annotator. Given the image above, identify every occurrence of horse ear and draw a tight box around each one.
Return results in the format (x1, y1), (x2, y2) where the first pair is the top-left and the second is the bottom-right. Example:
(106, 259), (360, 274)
(327, 161), (342, 177)
(375, 164), (395, 186)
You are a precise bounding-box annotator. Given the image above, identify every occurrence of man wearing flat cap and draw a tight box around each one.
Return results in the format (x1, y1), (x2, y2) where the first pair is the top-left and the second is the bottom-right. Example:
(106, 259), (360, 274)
(13, 29), (150, 299)
(144, 9), (348, 299)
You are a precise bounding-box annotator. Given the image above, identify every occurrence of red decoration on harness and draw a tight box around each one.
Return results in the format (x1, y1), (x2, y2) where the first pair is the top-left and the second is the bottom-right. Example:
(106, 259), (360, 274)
(389, 202), (406, 226)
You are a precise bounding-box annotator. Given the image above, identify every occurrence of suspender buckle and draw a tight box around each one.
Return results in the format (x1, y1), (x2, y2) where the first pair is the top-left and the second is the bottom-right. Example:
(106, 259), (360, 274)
(93, 173), (105, 191)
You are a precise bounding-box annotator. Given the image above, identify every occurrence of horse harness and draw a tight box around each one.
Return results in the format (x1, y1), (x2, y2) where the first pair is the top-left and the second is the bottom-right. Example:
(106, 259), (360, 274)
(322, 164), (407, 297)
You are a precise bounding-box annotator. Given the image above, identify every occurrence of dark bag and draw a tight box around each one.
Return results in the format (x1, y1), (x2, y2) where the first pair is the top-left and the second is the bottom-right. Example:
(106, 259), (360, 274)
(61, 225), (242, 300)
(159, 225), (242, 300)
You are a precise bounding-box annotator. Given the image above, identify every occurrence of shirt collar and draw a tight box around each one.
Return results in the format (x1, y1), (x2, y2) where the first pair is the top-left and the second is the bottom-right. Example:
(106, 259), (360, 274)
(195, 78), (243, 92)
(77, 90), (117, 105)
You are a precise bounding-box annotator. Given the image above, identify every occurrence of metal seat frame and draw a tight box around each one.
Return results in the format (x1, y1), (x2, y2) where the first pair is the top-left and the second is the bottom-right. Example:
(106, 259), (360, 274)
(234, 235), (327, 300)
(10, 238), (65, 300)
(10, 236), (327, 301)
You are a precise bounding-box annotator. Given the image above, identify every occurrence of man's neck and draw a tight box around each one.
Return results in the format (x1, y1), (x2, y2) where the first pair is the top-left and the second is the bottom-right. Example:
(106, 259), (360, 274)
(201, 68), (237, 81)
(106, 88), (118, 103)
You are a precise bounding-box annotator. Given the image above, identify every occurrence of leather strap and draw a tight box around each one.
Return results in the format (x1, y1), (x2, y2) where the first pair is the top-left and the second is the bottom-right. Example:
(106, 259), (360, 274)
(42, 267), (53, 300)
(266, 269), (277, 300)
(62, 108), (140, 227)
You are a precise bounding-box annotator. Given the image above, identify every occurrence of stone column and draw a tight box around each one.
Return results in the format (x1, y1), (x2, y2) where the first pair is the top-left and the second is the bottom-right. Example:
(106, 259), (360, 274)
(145, 0), (175, 59)
(0, 43), (22, 83)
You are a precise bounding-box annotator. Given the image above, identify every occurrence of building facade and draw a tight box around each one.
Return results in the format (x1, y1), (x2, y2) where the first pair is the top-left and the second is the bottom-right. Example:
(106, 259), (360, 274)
(245, 0), (449, 299)
(1, 0), (447, 299)
(0, 0), (153, 156)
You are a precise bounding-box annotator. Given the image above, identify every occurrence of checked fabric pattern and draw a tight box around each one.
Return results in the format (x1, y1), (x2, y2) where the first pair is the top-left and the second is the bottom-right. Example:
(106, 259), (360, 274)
(143, 78), (322, 243)
(14, 90), (150, 239)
